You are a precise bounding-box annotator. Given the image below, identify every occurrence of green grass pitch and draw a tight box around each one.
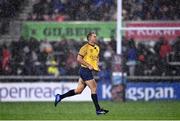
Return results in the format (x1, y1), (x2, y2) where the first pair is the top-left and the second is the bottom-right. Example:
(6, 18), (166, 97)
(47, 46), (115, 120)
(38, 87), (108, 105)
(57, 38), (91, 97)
(0, 101), (180, 120)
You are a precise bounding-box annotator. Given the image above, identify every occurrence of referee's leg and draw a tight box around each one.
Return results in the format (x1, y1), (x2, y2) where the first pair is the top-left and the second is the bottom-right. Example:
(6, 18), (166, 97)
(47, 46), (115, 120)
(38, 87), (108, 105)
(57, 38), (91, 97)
(61, 78), (86, 98)
(85, 79), (109, 115)
(75, 78), (86, 94)
(55, 78), (86, 106)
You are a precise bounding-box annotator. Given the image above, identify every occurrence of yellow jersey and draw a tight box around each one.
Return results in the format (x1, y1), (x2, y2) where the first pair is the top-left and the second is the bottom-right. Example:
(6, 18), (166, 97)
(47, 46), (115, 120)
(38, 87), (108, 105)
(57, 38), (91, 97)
(78, 43), (100, 71)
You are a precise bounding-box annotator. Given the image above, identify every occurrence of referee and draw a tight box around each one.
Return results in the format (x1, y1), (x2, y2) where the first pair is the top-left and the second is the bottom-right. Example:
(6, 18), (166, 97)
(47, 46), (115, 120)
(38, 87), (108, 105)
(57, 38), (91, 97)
(54, 32), (109, 115)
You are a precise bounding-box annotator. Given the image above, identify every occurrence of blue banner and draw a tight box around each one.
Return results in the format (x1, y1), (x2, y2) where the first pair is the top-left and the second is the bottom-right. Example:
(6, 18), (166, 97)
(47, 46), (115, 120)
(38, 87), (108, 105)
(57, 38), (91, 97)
(97, 82), (180, 101)
(97, 81), (112, 100)
(126, 82), (180, 101)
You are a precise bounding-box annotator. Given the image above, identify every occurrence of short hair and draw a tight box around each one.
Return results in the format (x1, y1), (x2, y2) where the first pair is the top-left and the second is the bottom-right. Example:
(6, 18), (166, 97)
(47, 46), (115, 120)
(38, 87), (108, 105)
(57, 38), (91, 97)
(87, 31), (96, 41)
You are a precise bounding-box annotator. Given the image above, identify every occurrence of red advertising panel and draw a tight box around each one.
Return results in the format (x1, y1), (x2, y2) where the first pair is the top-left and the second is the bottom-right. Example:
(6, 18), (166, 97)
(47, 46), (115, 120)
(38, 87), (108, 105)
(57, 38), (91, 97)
(125, 22), (180, 41)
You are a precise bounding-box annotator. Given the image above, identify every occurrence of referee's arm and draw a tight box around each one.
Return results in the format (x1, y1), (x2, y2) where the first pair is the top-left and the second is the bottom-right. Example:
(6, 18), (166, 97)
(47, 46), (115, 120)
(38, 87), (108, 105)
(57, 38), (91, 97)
(77, 54), (93, 70)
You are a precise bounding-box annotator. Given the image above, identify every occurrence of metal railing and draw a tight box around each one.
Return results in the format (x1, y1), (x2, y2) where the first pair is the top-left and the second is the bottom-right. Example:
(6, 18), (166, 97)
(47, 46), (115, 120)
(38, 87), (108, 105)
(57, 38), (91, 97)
(0, 75), (80, 80)
(127, 76), (180, 81)
(0, 75), (180, 82)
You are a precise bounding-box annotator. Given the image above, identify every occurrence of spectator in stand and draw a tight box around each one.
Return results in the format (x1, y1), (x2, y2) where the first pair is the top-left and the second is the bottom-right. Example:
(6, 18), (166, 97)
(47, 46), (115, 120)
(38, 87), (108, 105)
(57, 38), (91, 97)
(75, 6), (89, 20)
(173, 36), (180, 61)
(32, 0), (45, 18)
(108, 36), (116, 53)
(126, 39), (137, 76)
(44, 0), (53, 14)
(0, 45), (2, 74)
(136, 43), (146, 75)
(52, 9), (69, 22)
(27, 13), (38, 21)
(52, 0), (65, 12)
(41, 0), (53, 21)
(47, 56), (59, 77)
(158, 38), (172, 75)
(65, 50), (78, 75)
(159, 39), (172, 59)
(172, 36), (180, 75)
(154, 37), (164, 55)
(2, 45), (11, 75)
(103, 45), (114, 60)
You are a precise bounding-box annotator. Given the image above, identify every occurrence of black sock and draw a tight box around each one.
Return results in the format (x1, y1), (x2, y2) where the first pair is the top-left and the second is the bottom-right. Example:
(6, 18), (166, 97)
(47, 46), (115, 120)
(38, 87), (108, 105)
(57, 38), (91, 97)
(61, 89), (76, 99)
(91, 94), (101, 111)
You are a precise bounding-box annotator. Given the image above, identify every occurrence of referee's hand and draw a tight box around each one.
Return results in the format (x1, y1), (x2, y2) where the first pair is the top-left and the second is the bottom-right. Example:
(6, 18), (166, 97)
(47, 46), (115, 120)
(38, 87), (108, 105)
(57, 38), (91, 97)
(98, 68), (101, 71)
(88, 65), (93, 70)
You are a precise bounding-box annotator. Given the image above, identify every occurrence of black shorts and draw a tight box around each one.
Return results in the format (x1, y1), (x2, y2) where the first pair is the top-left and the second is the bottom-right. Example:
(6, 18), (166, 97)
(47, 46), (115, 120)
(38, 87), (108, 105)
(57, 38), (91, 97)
(79, 67), (94, 81)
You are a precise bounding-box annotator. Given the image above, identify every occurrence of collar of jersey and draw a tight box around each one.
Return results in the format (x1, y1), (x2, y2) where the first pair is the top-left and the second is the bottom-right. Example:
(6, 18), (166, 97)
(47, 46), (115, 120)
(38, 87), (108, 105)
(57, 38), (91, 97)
(88, 42), (95, 47)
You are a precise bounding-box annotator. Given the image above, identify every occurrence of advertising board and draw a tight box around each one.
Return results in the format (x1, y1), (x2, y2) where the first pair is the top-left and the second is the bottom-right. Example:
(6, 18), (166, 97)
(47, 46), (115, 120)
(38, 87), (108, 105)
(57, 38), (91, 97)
(0, 82), (91, 102)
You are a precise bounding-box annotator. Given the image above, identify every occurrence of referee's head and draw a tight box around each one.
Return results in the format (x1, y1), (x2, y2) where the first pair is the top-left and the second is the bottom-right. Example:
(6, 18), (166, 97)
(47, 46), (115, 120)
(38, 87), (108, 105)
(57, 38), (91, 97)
(87, 31), (96, 41)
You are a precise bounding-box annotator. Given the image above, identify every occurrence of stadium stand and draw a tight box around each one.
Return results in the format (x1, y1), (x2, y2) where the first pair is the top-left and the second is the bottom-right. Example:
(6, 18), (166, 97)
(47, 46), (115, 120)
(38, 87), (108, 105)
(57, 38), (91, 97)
(0, 36), (114, 76)
(0, 0), (180, 79)
(28, 0), (180, 21)
(123, 0), (180, 20)
(0, 0), (25, 35)
(28, 0), (117, 21)
(0, 35), (180, 77)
